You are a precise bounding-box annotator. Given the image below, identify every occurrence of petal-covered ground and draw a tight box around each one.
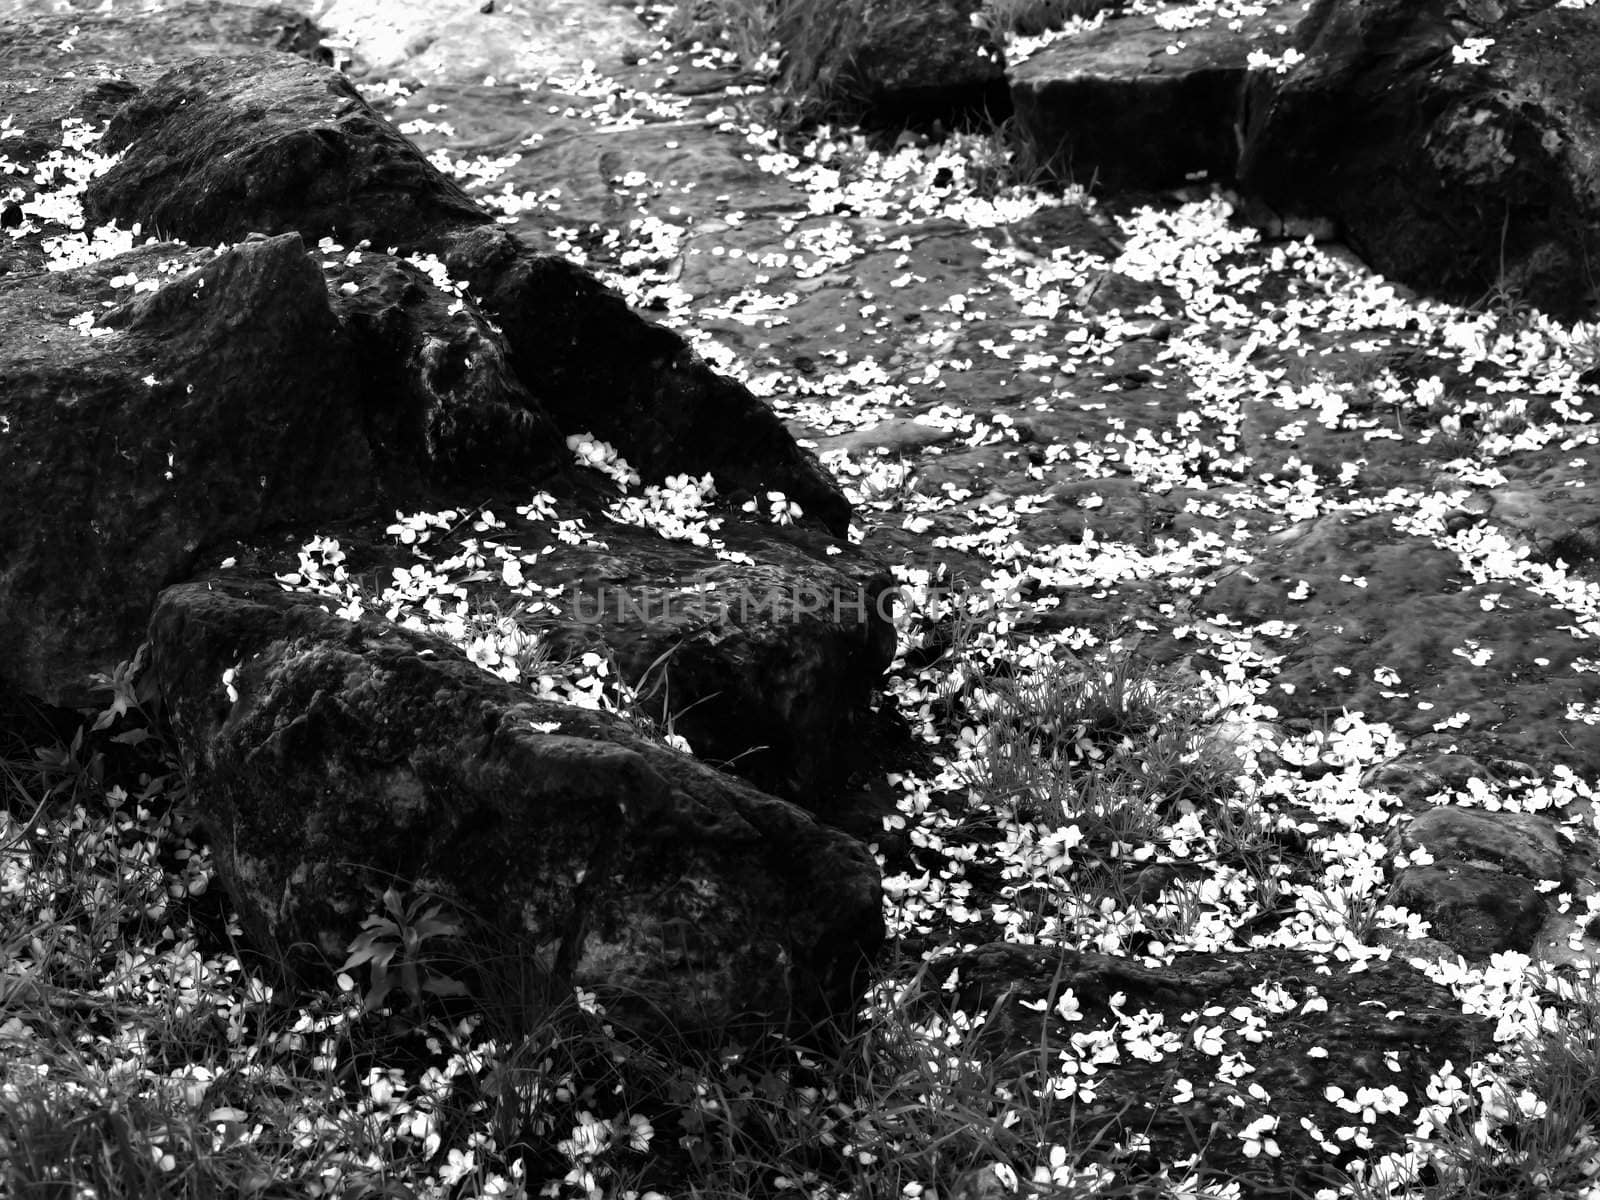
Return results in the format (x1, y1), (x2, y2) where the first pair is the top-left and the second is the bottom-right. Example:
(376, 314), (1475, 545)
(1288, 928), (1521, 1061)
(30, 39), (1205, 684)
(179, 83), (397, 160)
(4, 0), (1600, 1196)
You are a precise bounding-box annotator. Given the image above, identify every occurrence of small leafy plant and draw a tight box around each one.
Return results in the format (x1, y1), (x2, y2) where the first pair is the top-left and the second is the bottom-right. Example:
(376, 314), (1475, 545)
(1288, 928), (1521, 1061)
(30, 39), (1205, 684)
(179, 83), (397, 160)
(341, 885), (470, 1015)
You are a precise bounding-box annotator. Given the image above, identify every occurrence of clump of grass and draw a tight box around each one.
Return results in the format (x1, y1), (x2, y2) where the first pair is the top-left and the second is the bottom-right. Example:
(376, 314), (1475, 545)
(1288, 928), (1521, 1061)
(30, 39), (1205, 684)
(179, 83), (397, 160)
(649, 0), (779, 72)
(1335, 964), (1600, 1199)
(765, 0), (876, 130)
(968, 649), (1234, 832)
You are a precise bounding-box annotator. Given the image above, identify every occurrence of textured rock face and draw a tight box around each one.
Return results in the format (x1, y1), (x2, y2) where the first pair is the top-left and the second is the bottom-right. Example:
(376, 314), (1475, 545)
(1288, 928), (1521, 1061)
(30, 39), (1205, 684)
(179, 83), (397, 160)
(1238, 0), (1600, 319)
(0, 235), (374, 704)
(148, 579), (884, 1035)
(1007, 3), (1304, 191)
(84, 54), (489, 250)
(322, 245), (567, 487)
(444, 226), (853, 537)
(1203, 513), (1600, 775)
(0, 231), (582, 704)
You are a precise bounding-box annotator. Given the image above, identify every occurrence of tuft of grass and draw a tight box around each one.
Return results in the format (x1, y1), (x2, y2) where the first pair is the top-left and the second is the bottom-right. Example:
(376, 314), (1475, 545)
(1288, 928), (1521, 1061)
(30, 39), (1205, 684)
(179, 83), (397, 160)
(967, 648), (1231, 830)
(765, 0), (875, 130)
(1339, 963), (1600, 1199)
(650, 0), (779, 72)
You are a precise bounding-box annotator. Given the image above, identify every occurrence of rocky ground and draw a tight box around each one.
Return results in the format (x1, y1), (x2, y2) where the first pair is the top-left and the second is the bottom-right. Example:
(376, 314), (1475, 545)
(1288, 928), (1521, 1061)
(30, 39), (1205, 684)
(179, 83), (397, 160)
(3, 0), (1600, 1197)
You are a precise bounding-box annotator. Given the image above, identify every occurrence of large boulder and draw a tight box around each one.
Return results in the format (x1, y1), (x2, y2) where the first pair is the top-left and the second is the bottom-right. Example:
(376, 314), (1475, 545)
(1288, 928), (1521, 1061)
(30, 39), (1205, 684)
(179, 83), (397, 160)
(1007, 2), (1305, 191)
(1238, 0), (1600, 319)
(444, 226), (853, 537)
(147, 578), (884, 1035)
(69, 51), (851, 536)
(83, 54), (489, 250)
(0, 236), (375, 704)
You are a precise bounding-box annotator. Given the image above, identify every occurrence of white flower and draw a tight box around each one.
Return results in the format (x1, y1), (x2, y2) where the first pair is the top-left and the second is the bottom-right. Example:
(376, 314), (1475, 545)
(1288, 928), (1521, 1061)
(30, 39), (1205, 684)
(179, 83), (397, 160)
(1054, 987), (1083, 1021)
(558, 1111), (609, 1163)
(767, 490), (804, 525)
(625, 1113), (654, 1151)
(438, 1147), (477, 1186)
(1240, 1114), (1280, 1158)
(1246, 47), (1305, 74)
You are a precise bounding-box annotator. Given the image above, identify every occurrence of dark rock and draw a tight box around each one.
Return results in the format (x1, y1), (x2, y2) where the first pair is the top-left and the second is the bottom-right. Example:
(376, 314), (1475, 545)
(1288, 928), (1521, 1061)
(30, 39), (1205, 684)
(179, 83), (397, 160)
(1007, 201), (1123, 259)
(920, 942), (1493, 1197)
(84, 54), (489, 251)
(321, 247), (567, 490)
(1394, 806), (1568, 887)
(1392, 863), (1547, 958)
(1008, 4), (1305, 192)
(777, 0), (1009, 129)
(147, 578), (884, 1036)
(0, 235), (374, 704)
(1202, 513), (1600, 775)
(1362, 750), (1498, 805)
(1238, 0), (1600, 319)
(226, 502), (897, 808)
(67, 46), (850, 533)
(443, 226), (852, 537)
